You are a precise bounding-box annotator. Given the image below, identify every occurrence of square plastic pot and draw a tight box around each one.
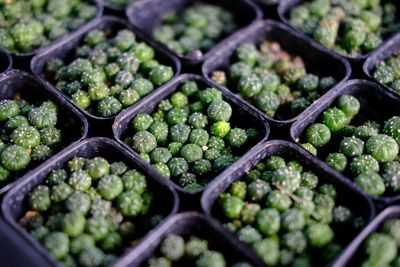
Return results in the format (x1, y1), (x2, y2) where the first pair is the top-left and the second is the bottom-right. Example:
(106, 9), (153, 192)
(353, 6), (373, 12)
(113, 74), (270, 200)
(126, 0), (262, 67)
(31, 16), (181, 130)
(119, 212), (263, 267)
(1, 137), (179, 267)
(291, 79), (400, 206)
(364, 33), (400, 96)
(201, 140), (376, 267)
(0, 218), (50, 266)
(202, 19), (350, 130)
(332, 206), (400, 267)
(278, 0), (400, 65)
(9, 0), (103, 69)
(0, 69), (88, 194)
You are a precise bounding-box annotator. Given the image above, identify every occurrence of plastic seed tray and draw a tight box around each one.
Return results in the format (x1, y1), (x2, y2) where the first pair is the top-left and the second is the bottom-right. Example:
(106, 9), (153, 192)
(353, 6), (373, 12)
(0, 1), (399, 266)
(7, 0), (104, 68)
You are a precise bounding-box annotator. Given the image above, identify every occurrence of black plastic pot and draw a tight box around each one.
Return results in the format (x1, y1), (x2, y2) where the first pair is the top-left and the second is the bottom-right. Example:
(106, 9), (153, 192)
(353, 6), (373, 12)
(332, 206), (400, 267)
(0, 70), (88, 195)
(31, 16), (181, 135)
(0, 217), (50, 266)
(1, 137), (179, 267)
(202, 19), (350, 132)
(113, 74), (270, 204)
(7, 0), (103, 70)
(278, 0), (400, 66)
(364, 33), (400, 96)
(0, 47), (12, 75)
(291, 79), (400, 206)
(201, 140), (376, 267)
(119, 212), (263, 267)
(126, 0), (262, 68)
